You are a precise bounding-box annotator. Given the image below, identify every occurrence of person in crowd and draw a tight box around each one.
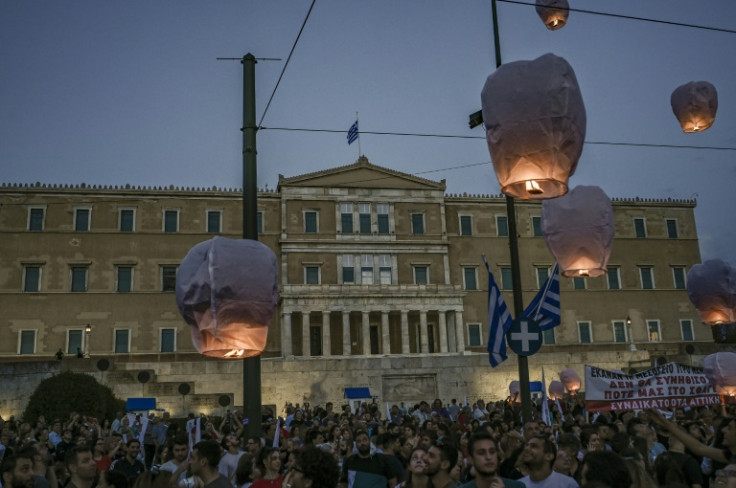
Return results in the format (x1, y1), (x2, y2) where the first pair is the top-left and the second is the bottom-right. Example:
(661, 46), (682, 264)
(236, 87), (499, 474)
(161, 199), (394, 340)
(282, 445), (340, 488)
(251, 447), (282, 488)
(159, 434), (197, 488)
(65, 445), (98, 488)
(340, 430), (396, 488)
(110, 439), (145, 483)
(94, 436), (121, 472)
(713, 463), (736, 488)
(30, 441), (56, 488)
(579, 451), (632, 488)
(397, 447), (429, 488)
(234, 453), (256, 488)
(219, 433), (246, 487)
(621, 450), (655, 488)
(0, 450), (35, 488)
(459, 430), (523, 488)
(517, 435), (578, 488)
(423, 442), (458, 488)
(190, 440), (232, 488)
(98, 469), (130, 488)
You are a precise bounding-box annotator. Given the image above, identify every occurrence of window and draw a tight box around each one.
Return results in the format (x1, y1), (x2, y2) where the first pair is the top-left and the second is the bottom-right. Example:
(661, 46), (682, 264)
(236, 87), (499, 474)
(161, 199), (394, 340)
(114, 329), (130, 353)
(460, 215), (473, 236)
(531, 216), (543, 237)
(414, 266), (428, 285)
(680, 319), (694, 341)
(573, 277), (586, 290)
(74, 208), (90, 232)
(257, 211), (263, 234)
(23, 266), (41, 292)
(119, 209), (135, 232)
(634, 218), (647, 238)
(542, 328), (556, 345)
(647, 320), (661, 342)
(28, 207), (45, 231)
(164, 210), (179, 233)
(639, 266), (654, 289)
(378, 255), (392, 285)
(496, 216), (508, 237)
(463, 267), (478, 291)
(359, 203), (371, 234)
(116, 266), (132, 292)
(305, 266), (320, 285)
(411, 213), (424, 235)
(536, 267), (550, 288)
(162, 266), (177, 292)
(19, 330), (36, 355)
(468, 323), (482, 346)
(578, 321), (592, 344)
(160, 328), (176, 353)
(607, 267), (621, 290)
(500, 267), (513, 291)
(613, 320), (627, 343)
(207, 210), (222, 233)
(304, 211), (318, 233)
(340, 203), (353, 233)
(67, 330), (83, 355)
(342, 255), (355, 284)
(361, 255), (374, 285)
(672, 266), (686, 289)
(666, 219), (679, 238)
(71, 266), (88, 292)
(377, 204), (390, 234)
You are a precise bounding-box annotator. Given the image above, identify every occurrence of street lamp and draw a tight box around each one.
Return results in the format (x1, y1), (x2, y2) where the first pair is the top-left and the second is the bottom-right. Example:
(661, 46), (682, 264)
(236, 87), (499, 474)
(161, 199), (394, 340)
(627, 316), (636, 352)
(84, 323), (92, 358)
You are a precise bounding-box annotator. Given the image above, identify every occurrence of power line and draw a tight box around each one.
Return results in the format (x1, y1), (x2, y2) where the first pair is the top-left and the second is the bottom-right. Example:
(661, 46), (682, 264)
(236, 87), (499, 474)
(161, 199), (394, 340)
(258, 0), (317, 127)
(497, 0), (736, 35)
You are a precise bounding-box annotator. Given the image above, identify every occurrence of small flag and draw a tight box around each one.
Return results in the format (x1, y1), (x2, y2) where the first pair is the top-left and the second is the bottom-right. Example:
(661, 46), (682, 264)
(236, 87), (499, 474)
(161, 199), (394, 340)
(272, 418), (281, 448)
(523, 263), (561, 330)
(347, 121), (359, 145)
(484, 256), (513, 367)
(541, 369), (552, 426)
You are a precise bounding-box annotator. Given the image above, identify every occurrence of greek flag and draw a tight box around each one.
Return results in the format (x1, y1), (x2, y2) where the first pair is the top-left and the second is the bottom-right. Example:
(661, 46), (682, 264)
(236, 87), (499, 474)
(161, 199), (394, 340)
(347, 121), (359, 144)
(541, 368), (552, 426)
(484, 257), (512, 367)
(523, 263), (561, 330)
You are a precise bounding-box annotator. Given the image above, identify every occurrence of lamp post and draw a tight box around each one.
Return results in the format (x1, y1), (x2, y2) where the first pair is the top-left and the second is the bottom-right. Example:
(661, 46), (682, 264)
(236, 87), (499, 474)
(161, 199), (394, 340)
(84, 323), (92, 358)
(626, 316), (636, 352)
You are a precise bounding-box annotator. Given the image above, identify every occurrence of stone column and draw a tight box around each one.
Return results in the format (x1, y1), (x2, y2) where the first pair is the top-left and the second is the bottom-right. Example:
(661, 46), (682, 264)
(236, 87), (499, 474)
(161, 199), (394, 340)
(362, 311), (371, 355)
(302, 313), (311, 357)
(381, 311), (390, 355)
(438, 311), (448, 353)
(281, 311), (292, 357)
(420, 311), (429, 353)
(322, 311), (331, 357)
(401, 311), (410, 354)
(455, 310), (465, 353)
(342, 311), (351, 356)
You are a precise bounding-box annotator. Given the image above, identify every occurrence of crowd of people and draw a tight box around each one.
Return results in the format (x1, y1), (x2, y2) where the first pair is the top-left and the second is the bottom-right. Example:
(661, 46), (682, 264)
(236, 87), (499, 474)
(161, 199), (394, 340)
(1, 395), (735, 488)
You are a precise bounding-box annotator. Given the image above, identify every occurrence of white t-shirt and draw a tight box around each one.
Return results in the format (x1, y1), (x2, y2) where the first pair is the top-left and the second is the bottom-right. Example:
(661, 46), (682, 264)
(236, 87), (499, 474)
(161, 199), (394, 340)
(519, 471), (579, 488)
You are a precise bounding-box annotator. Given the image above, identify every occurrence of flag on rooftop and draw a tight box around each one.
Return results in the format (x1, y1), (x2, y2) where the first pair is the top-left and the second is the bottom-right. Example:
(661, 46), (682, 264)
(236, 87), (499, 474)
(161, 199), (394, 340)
(347, 120), (359, 145)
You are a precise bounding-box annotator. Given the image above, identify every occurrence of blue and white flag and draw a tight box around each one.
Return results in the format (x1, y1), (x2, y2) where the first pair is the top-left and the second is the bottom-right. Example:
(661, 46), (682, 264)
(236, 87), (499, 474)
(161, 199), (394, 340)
(541, 368), (552, 426)
(484, 257), (513, 367)
(347, 121), (359, 145)
(523, 263), (561, 331)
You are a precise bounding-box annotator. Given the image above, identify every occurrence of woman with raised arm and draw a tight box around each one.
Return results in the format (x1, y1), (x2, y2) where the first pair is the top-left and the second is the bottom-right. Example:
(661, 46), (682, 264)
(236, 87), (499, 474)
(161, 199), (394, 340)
(648, 409), (736, 465)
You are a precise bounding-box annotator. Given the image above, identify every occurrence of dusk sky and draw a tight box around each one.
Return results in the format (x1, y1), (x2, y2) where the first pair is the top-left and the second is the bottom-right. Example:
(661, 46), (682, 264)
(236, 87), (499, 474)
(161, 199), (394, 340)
(2, 1), (736, 266)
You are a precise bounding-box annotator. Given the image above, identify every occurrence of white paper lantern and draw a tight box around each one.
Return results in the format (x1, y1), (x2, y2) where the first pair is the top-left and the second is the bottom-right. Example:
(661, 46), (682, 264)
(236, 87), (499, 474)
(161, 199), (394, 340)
(536, 0), (569, 30)
(481, 53), (586, 199)
(176, 236), (278, 359)
(559, 369), (581, 393)
(548, 380), (565, 400)
(671, 81), (718, 133)
(542, 185), (614, 277)
(509, 380), (521, 402)
(703, 352), (736, 397)
(686, 259), (736, 326)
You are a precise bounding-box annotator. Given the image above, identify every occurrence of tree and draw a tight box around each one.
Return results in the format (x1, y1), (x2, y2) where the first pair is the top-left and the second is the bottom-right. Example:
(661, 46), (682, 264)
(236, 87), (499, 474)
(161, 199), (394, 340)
(22, 371), (125, 424)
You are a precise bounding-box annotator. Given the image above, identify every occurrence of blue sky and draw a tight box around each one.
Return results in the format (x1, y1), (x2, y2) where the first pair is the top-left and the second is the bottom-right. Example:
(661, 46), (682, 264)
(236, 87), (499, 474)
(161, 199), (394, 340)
(2, 1), (736, 265)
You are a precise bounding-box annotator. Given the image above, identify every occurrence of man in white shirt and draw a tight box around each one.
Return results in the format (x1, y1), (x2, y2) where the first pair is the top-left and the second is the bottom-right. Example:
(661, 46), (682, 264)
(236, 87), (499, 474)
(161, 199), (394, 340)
(218, 434), (244, 487)
(518, 436), (578, 488)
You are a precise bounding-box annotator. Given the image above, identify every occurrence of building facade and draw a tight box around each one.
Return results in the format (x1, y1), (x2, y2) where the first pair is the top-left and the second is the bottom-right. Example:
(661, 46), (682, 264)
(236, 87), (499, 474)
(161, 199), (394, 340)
(0, 158), (713, 415)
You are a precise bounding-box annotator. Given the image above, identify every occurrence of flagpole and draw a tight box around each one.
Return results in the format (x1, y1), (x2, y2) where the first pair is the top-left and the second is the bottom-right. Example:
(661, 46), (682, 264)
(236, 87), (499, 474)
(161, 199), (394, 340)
(356, 111), (361, 158)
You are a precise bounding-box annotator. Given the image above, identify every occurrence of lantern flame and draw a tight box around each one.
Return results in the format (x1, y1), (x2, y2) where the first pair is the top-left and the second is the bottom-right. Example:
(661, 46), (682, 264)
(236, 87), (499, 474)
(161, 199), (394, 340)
(577, 269), (590, 277)
(525, 180), (544, 195)
(224, 349), (245, 358)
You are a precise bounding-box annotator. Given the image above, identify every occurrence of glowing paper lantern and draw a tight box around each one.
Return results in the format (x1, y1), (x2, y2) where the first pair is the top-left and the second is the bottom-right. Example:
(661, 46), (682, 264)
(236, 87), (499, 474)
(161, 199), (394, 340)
(548, 380), (565, 400)
(559, 369), (581, 393)
(535, 0), (569, 30)
(686, 259), (736, 325)
(671, 81), (718, 133)
(703, 352), (736, 397)
(542, 185), (614, 277)
(509, 380), (521, 402)
(481, 53), (586, 199)
(176, 236), (278, 359)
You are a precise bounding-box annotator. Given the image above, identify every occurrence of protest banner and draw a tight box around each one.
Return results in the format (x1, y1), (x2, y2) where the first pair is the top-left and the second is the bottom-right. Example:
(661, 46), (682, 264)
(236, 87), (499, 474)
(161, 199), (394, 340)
(585, 362), (720, 412)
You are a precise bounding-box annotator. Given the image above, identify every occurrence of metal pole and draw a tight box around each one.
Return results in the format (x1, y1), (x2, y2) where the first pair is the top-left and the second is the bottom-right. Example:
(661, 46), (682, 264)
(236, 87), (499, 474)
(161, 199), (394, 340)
(242, 53), (262, 440)
(491, 0), (532, 424)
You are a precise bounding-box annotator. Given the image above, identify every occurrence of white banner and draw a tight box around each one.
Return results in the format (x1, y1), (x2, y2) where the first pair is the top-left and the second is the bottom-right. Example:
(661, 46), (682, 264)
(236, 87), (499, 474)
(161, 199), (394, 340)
(584, 362), (720, 412)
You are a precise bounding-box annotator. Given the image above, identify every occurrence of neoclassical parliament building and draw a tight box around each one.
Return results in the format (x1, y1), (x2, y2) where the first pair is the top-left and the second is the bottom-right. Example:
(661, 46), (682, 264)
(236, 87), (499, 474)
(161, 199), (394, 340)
(0, 157), (717, 416)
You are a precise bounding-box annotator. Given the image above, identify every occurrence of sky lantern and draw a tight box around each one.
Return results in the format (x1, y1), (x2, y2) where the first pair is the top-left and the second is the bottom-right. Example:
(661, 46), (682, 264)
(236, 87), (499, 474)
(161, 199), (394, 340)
(509, 380), (521, 402)
(671, 81), (718, 133)
(548, 380), (565, 400)
(535, 0), (569, 30)
(686, 259), (736, 326)
(481, 53), (586, 199)
(176, 236), (278, 359)
(559, 369), (581, 393)
(542, 185), (614, 277)
(703, 352), (736, 397)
